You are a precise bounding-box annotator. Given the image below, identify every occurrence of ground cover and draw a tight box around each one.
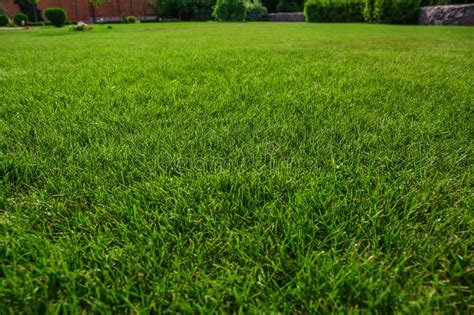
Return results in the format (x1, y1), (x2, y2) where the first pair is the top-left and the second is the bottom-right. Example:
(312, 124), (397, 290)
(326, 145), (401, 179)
(1, 22), (473, 312)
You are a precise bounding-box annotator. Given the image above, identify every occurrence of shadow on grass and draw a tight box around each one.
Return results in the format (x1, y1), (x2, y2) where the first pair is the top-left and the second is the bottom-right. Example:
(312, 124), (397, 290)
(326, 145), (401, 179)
(31, 30), (104, 37)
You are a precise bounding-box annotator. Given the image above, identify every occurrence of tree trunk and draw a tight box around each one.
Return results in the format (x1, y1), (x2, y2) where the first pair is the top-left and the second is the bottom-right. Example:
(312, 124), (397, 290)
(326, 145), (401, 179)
(15, 0), (43, 21)
(90, 3), (96, 23)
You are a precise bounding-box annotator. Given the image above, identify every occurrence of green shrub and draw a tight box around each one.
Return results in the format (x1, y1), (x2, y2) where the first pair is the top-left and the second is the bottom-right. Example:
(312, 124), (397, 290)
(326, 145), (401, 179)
(305, 0), (364, 22)
(150, 0), (215, 20)
(363, 0), (376, 22)
(304, 1), (324, 21)
(345, 0), (365, 20)
(0, 14), (8, 27)
(373, 0), (420, 24)
(246, 0), (268, 20)
(13, 13), (28, 26)
(212, 0), (247, 21)
(44, 7), (67, 27)
(126, 15), (137, 23)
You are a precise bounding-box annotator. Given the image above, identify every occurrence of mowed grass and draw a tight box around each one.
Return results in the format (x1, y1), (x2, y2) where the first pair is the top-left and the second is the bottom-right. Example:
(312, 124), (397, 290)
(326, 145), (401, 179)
(1, 22), (473, 313)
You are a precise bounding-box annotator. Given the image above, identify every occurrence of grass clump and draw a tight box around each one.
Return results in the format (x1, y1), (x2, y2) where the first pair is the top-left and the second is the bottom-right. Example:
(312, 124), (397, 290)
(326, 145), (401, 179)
(0, 22), (473, 313)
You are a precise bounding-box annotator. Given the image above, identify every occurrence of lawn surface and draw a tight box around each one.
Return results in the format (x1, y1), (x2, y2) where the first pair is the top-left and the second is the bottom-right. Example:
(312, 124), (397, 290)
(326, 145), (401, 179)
(1, 22), (473, 313)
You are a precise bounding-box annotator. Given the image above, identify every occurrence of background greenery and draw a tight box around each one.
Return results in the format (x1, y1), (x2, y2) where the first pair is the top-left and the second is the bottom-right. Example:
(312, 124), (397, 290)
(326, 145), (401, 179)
(0, 13), (9, 26)
(1, 22), (473, 313)
(3, 0), (474, 25)
(213, 0), (247, 20)
(305, 0), (365, 23)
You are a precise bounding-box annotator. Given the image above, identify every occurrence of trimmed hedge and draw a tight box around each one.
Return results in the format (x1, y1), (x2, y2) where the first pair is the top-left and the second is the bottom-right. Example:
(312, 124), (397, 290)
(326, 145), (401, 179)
(372, 0), (420, 24)
(0, 14), (8, 27)
(44, 7), (67, 27)
(305, 0), (364, 22)
(246, 0), (268, 20)
(363, 0), (376, 22)
(305, 0), (420, 24)
(213, 0), (247, 21)
(13, 13), (29, 26)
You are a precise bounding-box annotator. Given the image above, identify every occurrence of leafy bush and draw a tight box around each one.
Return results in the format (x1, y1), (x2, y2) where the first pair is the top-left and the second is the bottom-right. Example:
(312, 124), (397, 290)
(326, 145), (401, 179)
(373, 0), (420, 24)
(212, 0), (247, 21)
(13, 13), (29, 26)
(305, 0), (421, 24)
(277, 0), (300, 12)
(149, 0), (213, 20)
(149, 0), (230, 20)
(44, 7), (67, 27)
(363, 0), (376, 22)
(305, 0), (364, 22)
(126, 15), (137, 23)
(0, 14), (8, 27)
(246, 0), (268, 20)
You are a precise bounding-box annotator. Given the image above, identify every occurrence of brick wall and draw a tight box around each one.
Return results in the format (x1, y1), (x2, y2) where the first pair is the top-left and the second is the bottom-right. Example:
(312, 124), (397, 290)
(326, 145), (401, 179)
(0, 0), (153, 22)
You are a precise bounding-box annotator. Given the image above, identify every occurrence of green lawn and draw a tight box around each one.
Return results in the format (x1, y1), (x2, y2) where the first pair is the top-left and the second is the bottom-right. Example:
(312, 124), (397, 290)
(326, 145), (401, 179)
(1, 22), (473, 313)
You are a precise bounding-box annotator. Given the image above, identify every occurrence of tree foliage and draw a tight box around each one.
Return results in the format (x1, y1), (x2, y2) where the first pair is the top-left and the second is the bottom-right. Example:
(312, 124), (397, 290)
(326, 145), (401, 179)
(149, 0), (215, 20)
(13, 0), (43, 21)
(88, 0), (109, 6)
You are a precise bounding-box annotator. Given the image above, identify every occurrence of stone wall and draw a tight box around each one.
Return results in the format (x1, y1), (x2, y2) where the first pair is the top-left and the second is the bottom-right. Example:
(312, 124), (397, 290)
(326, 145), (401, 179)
(267, 12), (305, 22)
(419, 4), (474, 25)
